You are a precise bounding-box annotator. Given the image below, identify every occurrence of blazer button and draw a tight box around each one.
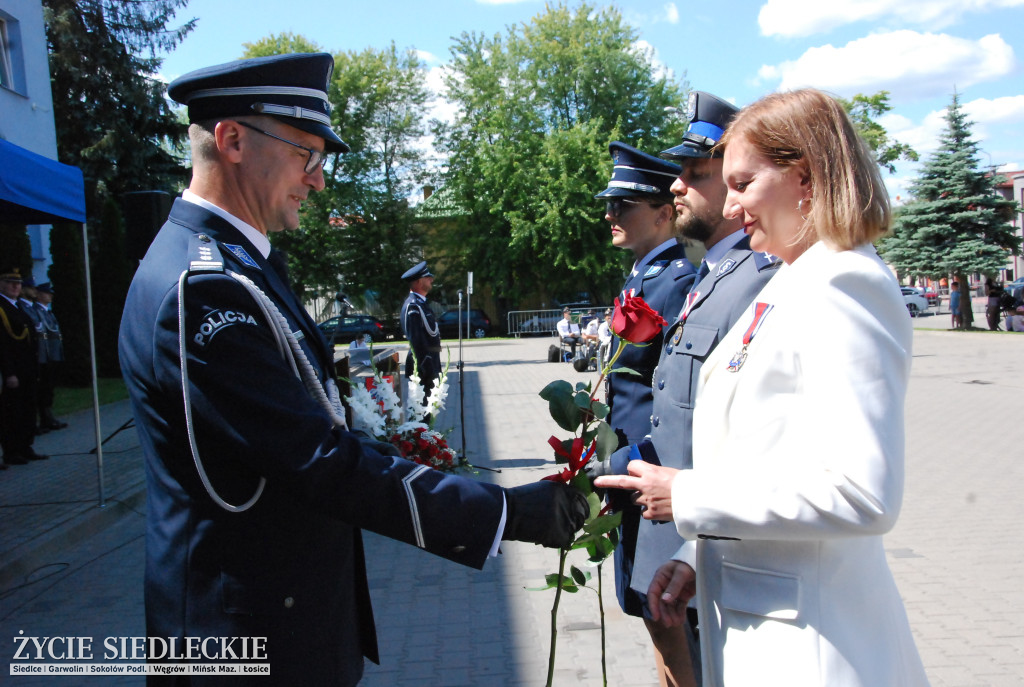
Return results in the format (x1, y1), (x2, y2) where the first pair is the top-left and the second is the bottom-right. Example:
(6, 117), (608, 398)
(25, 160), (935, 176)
(658, 380), (665, 390)
(452, 545), (466, 554)
(666, 345), (673, 354)
(685, 341), (693, 349)
(652, 416), (660, 427)
(283, 597), (295, 609)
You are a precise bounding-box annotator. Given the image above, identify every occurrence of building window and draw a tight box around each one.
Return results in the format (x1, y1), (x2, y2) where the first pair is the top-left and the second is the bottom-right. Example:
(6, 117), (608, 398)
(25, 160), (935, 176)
(0, 12), (26, 95)
(0, 18), (14, 90)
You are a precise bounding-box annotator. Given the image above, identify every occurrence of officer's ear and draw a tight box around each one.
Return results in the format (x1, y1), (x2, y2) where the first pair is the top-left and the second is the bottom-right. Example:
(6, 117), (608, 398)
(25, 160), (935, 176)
(214, 120), (247, 164)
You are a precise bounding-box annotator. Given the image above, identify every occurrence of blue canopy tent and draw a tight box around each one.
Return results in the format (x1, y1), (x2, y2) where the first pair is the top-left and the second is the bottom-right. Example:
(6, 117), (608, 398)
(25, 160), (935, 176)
(0, 138), (108, 505)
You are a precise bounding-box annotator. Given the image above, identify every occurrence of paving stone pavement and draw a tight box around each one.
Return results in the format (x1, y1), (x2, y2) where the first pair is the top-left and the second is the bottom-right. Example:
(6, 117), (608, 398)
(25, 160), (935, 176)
(1, 318), (1022, 686)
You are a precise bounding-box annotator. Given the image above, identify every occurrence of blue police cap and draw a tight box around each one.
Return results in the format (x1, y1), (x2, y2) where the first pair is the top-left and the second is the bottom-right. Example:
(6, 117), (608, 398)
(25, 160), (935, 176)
(36, 282), (53, 294)
(402, 261), (433, 282)
(168, 53), (349, 153)
(594, 142), (680, 201)
(661, 91), (739, 160)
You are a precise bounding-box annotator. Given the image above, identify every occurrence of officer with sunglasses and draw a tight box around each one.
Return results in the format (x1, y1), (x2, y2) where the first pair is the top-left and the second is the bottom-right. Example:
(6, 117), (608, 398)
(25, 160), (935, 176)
(593, 141), (697, 655)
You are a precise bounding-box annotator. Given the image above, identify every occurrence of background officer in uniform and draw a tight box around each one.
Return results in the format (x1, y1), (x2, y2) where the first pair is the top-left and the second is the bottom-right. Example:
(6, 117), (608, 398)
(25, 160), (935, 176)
(400, 261), (442, 396)
(593, 141), (696, 683)
(32, 283), (67, 431)
(0, 268), (47, 466)
(118, 53), (586, 686)
(593, 91), (781, 686)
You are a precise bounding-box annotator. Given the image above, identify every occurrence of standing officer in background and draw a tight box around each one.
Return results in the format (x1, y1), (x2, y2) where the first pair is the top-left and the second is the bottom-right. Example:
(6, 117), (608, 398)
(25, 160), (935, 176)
(592, 92), (781, 687)
(593, 142), (696, 685)
(119, 53), (586, 686)
(32, 283), (67, 431)
(0, 268), (47, 466)
(400, 261), (443, 396)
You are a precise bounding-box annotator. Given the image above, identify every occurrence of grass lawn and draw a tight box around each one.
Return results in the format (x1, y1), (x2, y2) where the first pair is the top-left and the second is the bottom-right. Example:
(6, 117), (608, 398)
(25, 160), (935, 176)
(53, 377), (130, 417)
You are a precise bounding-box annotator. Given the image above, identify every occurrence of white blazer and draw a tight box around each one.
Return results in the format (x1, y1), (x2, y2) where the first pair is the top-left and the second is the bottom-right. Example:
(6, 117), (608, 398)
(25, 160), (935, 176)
(673, 242), (929, 687)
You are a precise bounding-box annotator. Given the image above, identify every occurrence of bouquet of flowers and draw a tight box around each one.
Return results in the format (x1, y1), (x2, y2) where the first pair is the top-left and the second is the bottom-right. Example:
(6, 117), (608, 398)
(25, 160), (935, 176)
(346, 357), (466, 472)
(533, 293), (668, 686)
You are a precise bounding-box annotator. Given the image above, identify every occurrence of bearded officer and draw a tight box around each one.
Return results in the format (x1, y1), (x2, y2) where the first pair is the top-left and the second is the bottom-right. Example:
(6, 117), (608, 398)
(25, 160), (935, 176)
(400, 261), (442, 397)
(592, 91), (782, 686)
(118, 53), (587, 686)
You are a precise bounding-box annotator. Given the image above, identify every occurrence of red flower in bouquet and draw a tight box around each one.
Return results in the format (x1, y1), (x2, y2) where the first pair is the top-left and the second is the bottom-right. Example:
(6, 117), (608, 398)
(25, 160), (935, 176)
(542, 436), (593, 483)
(612, 292), (668, 344)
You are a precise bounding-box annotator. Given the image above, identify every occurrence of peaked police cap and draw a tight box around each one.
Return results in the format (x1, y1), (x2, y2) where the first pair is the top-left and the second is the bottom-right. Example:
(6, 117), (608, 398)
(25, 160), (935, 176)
(168, 53), (349, 153)
(661, 91), (739, 160)
(594, 142), (680, 201)
(402, 261), (433, 281)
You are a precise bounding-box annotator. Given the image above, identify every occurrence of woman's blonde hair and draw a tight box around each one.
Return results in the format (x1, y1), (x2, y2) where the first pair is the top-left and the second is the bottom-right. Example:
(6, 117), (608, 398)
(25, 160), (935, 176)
(719, 89), (890, 250)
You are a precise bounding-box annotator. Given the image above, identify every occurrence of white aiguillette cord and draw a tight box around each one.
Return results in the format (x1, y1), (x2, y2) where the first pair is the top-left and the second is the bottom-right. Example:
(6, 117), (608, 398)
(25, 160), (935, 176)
(177, 268), (348, 513)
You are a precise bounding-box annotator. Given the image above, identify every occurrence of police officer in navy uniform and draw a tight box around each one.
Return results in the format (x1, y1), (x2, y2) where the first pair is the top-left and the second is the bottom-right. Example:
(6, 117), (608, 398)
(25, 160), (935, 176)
(31, 283), (67, 431)
(118, 53), (586, 686)
(400, 261), (442, 396)
(593, 142), (697, 678)
(592, 92), (782, 686)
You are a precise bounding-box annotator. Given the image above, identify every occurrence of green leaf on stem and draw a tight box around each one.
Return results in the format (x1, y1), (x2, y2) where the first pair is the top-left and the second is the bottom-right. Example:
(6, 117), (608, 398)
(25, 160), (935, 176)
(540, 380), (583, 432)
(594, 421), (618, 463)
(570, 565), (591, 586)
(609, 365), (641, 377)
(584, 511), (623, 537)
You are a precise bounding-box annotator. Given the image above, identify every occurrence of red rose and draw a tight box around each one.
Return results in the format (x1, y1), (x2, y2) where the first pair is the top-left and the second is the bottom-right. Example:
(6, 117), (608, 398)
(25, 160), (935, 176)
(612, 294), (667, 344)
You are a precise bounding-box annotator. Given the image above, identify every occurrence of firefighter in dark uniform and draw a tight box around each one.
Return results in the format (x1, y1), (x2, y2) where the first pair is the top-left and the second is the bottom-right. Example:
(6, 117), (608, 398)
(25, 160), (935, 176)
(118, 53), (586, 686)
(400, 261), (443, 397)
(0, 268), (47, 466)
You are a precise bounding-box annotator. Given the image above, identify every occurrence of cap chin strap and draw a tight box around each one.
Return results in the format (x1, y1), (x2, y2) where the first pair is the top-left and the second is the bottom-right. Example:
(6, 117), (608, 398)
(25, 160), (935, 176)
(177, 268), (348, 513)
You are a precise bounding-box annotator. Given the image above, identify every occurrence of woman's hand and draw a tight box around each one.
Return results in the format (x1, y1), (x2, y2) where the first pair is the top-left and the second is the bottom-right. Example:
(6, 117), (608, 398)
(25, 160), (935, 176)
(593, 460), (678, 521)
(647, 560), (696, 627)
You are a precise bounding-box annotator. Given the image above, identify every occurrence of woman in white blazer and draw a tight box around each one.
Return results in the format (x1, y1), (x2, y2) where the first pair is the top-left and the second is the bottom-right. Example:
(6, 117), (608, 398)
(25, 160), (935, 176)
(597, 89), (930, 686)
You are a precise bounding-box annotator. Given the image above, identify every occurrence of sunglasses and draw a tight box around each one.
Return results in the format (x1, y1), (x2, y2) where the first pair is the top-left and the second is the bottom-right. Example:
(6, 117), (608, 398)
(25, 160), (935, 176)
(605, 197), (654, 218)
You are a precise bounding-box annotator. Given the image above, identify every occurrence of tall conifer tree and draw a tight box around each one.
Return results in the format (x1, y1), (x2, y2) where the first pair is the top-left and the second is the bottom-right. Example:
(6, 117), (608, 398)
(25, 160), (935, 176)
(878, 92), (1019, 328)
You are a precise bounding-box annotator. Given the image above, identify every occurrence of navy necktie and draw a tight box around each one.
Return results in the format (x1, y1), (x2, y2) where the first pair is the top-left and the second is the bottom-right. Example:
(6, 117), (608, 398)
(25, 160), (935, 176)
(692, 259), (710, 289)
(267, 249), (290, 285)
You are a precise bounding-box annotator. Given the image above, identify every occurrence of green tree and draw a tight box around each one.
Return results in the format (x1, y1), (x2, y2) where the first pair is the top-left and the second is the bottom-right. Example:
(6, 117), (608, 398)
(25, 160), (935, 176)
(878, 92), (1020, 328)
(433, 2), (687, 310)
(43, 0), (195, 380)
(242, 37), (433, 322)
(838, 91), (918, 174)
(44, 0), (195, 211)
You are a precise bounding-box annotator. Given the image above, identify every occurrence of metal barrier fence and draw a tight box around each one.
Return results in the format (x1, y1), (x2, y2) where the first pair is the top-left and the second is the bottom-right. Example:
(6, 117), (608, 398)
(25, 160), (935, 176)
(506, 307), (608, 337)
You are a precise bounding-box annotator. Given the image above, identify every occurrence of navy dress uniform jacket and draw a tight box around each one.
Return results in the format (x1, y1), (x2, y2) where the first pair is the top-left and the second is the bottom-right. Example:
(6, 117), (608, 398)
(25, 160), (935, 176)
(119, 199), (505, 686)
(627, 236), (780, 597)
(606, 241), (694, 614)
(400, 292), (442, 389)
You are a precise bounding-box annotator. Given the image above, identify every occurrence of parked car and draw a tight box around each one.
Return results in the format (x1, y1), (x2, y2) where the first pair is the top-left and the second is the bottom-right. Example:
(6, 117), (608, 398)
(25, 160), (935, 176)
(437, 309), (493, 339)
(900, 287), (929, 317)
(1004, 278), (1024, 300)
(904, 285), (937, 306)
(317, 315), (388, 343)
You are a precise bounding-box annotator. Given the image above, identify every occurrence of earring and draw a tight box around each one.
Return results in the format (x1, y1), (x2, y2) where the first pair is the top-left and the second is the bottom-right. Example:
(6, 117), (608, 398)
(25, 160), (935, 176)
(797, 198), (810, 221)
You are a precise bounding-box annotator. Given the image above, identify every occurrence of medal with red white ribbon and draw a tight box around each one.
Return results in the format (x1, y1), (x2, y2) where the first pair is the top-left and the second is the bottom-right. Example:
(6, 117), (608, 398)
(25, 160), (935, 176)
(727, 301), (773, 372)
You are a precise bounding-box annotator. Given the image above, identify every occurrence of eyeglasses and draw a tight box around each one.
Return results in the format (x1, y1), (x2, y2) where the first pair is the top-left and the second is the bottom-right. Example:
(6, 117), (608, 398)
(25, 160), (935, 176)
(236, 121), (327, 174)
(605, 197), (653, 218)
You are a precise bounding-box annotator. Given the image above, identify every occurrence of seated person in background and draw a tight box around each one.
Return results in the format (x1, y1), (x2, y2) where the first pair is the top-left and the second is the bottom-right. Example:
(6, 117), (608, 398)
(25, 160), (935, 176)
(349, 333), (368, 349)
(556, 308), (581, 358)
(597, 309), (613, 345)
(582, 315), (601, 346)
(1008, 307), (1024, 332)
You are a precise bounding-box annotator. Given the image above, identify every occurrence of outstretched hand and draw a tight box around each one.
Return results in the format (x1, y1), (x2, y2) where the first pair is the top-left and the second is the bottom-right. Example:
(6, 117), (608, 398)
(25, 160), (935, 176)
(593, 460), (678, 521)
(647, 560), (696, 627)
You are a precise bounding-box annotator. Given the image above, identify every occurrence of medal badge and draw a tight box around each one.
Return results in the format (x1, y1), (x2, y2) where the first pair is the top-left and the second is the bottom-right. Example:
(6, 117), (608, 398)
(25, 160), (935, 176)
(727, 302), (773, 373)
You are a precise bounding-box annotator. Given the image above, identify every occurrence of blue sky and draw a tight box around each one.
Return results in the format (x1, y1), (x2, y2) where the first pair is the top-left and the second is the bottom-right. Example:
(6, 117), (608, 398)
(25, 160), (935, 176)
(158, 0), (1024, 200)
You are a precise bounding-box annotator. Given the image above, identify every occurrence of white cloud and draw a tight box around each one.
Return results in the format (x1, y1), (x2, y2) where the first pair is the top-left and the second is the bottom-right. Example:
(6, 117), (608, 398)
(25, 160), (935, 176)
(883, 95), (1024, 160)
(759, 0), (1024, 38)
(475, 0), (536, 4)
(758, 31), (1016, 100)
(665, 3), (680, 24)
(633, 40), (676, 82)
(416, 50), (441, 65)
